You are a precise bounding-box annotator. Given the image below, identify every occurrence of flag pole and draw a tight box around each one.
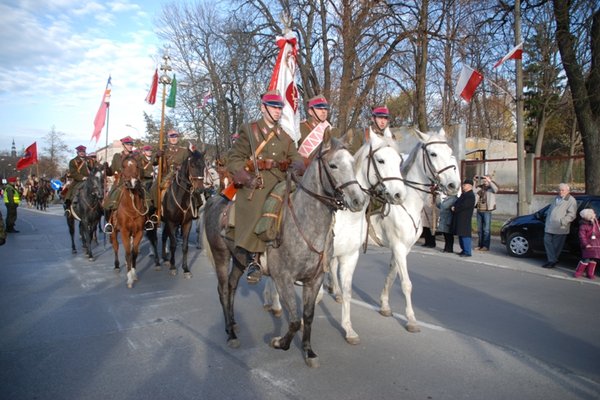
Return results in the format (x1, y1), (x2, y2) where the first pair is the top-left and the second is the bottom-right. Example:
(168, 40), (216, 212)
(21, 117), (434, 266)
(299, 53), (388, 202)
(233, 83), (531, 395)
(156, 51), (173, 224)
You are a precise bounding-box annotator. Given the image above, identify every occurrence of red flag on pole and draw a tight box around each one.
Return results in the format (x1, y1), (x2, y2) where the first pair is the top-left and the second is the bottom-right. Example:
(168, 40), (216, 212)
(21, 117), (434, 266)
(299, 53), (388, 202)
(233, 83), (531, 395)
(16, 142), (38, 170)
(145, 69), (158, 104)
(493, 42), (523, 68)
(455, 65), (483, 103)
(268, 30), (300, 142)
(91, 76), (112, 143)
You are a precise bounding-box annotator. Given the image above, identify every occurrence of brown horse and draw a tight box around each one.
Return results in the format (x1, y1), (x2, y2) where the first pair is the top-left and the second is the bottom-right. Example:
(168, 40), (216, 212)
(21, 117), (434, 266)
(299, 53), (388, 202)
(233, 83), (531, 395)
(110, 155), (159, 288)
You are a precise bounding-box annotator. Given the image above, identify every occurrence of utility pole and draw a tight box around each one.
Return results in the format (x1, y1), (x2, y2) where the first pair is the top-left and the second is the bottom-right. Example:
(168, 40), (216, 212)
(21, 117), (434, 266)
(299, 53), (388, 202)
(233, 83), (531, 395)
(515, 0), (527, 215)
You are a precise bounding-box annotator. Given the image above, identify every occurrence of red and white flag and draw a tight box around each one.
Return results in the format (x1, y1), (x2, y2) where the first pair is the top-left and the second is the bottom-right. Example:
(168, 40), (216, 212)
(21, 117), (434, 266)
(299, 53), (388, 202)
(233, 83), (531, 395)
(455, 65), (483, 103)
(91, 76), (111, 143)
(268, 30), (300, 142)
(145, 69), (158, 104)
(16, 142), (38, 170)
(493, 42), (523, 68)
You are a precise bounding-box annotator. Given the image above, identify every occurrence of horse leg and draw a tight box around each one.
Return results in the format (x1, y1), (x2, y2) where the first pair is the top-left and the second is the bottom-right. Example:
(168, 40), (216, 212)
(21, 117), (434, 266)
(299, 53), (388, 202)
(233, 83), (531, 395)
(85, 223), (95, 261)
(379, 248), (420, 333)
(111, 228), (120, 272)
(328, 257), (342, 303)
(300, 275), (325, 368)
(180, 220), (193, 279)
(339, 252), (361, 344)
(67, 215), (77, 254)
(146, 227), (161, 270)
(161, 224), (170, 266)
(168, 224), (178, 276)
(196, 208), (204, 250)
(269, 276), (301, 352)
(262, 277), (283, 318)
(131, 228), (143, 283)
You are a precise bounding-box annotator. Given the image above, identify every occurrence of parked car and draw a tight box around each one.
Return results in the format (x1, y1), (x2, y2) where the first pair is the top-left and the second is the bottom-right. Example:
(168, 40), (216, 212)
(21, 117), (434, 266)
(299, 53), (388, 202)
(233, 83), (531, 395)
(500, 195), (600, 258)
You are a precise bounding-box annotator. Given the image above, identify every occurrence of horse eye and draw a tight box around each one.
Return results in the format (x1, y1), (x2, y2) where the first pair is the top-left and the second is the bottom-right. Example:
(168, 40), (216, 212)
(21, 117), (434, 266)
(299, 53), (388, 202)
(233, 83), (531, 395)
(377, 158), (384, 164)
(329, 163), (338, 169)
(430, 152), (437, 157)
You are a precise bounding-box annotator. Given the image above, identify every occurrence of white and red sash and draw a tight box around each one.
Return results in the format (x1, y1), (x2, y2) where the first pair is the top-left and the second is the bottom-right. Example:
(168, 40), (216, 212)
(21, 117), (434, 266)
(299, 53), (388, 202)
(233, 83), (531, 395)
(298, 121), (330, 158)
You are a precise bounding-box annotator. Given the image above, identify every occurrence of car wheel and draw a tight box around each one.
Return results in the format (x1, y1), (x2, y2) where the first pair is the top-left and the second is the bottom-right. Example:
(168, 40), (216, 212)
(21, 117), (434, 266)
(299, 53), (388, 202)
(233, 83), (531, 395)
(506, 232), (532, 258)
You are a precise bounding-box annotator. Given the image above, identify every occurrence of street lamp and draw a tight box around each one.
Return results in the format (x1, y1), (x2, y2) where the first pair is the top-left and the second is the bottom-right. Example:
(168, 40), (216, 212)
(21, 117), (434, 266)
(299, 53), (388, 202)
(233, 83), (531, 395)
(125, 124), (141, 135)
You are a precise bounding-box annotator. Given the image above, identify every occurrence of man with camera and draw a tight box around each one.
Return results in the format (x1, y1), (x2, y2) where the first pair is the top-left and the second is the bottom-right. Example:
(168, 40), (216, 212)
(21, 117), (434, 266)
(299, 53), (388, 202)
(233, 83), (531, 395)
(475, 175), (498, 251)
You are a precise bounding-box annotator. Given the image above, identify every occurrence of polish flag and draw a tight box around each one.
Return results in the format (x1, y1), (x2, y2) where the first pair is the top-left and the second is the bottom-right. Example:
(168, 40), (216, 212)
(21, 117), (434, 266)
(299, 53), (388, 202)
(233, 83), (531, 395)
(145, 69), (158, 104)
(455, 65), (483, 103)
(493, 42), (523, 68)
(268, 30), (300, 142)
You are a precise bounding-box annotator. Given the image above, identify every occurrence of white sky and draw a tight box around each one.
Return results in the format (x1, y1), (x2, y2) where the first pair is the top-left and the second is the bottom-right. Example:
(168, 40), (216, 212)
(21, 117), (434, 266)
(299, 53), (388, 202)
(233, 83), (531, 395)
(0, 0), (168, 156)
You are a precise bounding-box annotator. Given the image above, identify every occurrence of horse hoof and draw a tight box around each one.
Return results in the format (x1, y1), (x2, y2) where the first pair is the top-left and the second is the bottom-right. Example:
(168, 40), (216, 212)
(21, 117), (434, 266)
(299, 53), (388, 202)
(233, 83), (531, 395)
(345, 336), (361, 345)
(72, 249), (77, 254)
(169, 269), (177, 277)
(183, 272), (192, 279)
(227, 339), (240, 349)
(406, 322), (421, 333)
(127, 283), (133, 289)
(154, 265), (162, 271)
(269, 337), (282, 349)
(305, 357), (320, 368)
(271, 309), (283, 318)
(263, 304), (272, 312)
(114, 267), (121, 273)
(88, 257), (94, 262)
(379, 309), (392, 317)
(335, 295), (342, 304)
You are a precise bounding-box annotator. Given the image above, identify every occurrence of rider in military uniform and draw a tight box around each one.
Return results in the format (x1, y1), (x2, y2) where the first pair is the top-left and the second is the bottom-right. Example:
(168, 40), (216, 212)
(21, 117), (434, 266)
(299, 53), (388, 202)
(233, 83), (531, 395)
(227, 90), (304, 284)
(150, 129), (190, 213)
(64, 145), (94, 216)
(365, 106), (393, 140)
(298, 95), (344, 159)
(140, 145), (156, 193)
(103, 136), (156, 233)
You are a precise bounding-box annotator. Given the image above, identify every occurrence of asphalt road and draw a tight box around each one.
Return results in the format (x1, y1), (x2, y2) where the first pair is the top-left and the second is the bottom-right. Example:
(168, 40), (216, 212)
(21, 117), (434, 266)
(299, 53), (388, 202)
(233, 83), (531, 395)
(0, 204), (599, 400)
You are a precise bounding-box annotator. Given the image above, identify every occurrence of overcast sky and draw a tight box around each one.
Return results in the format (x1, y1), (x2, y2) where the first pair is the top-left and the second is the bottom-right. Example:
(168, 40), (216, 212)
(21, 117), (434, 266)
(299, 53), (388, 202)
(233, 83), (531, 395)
(0, 0), (168, 157)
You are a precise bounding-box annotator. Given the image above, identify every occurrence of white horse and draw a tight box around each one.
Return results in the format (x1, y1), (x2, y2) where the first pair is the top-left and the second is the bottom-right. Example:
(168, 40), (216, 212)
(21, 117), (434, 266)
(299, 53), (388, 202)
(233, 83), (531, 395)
(328, 128), (460, 344)
(263, 133), (409, 318)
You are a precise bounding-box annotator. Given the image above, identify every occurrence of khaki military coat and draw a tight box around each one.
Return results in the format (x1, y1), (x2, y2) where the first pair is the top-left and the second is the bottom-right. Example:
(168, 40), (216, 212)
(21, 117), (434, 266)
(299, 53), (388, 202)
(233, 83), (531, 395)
(227, 119), (302, 253)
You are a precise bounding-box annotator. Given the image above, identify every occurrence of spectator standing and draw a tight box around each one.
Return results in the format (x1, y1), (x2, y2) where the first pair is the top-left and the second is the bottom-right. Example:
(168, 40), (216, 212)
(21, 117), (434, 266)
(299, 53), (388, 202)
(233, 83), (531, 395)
(574, 208), (598, 279)
(0, 208), (6, 245)
(475, 175), (498, 251)
(4, 176), (20, 233)
(437, 194), (458, 253)
(452, 179), (476, 257)
(421, 192), (437, 248)
(542, 183), (577, 268)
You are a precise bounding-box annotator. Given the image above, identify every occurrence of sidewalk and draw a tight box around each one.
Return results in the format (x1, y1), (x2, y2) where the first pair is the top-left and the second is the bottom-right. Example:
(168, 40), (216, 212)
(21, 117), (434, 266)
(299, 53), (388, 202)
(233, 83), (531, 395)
(414, 234), (598, 285)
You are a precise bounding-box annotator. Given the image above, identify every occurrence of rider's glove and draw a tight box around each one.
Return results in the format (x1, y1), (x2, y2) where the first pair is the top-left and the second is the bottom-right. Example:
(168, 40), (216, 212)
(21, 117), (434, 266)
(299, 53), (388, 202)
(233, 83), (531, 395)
(233, 169), (259, 189)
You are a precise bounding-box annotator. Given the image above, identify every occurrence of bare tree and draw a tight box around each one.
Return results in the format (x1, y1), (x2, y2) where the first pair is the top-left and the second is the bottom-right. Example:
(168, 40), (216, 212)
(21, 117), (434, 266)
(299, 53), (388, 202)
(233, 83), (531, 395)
(42, 126), (69, 178)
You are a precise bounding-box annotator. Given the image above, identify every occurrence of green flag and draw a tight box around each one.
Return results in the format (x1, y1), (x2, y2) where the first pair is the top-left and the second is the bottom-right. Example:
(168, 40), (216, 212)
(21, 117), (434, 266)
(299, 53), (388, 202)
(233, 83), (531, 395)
(166, 74), (177, 108)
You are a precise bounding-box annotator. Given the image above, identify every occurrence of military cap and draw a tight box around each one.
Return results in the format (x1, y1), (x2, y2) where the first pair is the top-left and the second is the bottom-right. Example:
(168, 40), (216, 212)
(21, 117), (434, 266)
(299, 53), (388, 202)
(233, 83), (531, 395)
(307, 95), (329, 109)
(372, 106), (390, 117)
(120, 136), (134, 144)
(75, 145), (87, 152)
(261, 90), (285, 108)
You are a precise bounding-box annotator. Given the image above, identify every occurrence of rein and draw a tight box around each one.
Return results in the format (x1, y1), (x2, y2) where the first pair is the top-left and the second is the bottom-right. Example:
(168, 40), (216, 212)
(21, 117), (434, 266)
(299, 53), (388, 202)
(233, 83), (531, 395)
(168, 157), (204, 218)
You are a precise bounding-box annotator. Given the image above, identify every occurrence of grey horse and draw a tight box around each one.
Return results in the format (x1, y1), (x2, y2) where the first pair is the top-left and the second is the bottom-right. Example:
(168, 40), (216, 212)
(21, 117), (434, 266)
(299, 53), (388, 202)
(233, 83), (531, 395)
(203, 134), (366, 367)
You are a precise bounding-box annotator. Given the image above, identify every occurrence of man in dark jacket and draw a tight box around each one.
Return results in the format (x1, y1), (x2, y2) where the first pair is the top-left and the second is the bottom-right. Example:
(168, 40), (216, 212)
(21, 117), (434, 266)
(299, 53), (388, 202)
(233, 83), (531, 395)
(452, 179), (476, 257)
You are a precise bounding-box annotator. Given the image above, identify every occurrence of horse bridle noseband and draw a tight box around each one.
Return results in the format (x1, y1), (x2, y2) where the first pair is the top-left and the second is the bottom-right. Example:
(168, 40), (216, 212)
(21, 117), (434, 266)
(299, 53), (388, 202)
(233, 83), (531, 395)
(364, 143), (405, 203)
(293, 145), (360, 211)
(402, 140), (456, 194)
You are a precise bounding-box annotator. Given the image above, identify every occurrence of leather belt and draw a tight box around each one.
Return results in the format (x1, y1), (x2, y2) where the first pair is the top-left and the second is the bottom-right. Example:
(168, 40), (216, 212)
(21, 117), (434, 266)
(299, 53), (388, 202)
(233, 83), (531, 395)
(254, 158), (291, 172)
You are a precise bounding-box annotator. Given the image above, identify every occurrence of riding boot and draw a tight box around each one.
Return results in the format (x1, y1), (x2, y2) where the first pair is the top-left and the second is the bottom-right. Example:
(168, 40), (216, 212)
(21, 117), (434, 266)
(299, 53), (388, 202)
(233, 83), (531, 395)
(148, 206), (159, 224)
(574, 261), (588, 278)
(587, 261), (597, 280)
(144, 218), (154, 231)
(104, 209), (114, 234)
(63, 199), (71, 217)
(246, 252), (262, 284)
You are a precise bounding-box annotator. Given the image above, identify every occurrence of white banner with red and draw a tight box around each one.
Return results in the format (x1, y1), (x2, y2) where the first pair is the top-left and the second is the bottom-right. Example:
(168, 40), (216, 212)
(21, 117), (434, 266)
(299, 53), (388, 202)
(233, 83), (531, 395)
(298, 121), (331, 158)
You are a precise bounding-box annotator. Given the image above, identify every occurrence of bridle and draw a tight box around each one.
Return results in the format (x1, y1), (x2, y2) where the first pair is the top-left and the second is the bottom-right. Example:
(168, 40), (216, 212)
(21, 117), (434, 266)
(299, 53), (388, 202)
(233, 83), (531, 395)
(168, 155), (205, 218)
(401, 140), (456, 194)
(364, 143), (404, 203)
(292, 144), (360, 211)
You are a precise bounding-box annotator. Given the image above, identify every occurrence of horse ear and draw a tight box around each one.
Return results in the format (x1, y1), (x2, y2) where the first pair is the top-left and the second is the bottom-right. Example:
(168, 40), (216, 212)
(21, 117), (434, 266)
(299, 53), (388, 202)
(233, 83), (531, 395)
(198, 142), (206, 153)
(438, 128), (447, 138)
(414, 129), (429, 142)
(339, 129), (354, 148)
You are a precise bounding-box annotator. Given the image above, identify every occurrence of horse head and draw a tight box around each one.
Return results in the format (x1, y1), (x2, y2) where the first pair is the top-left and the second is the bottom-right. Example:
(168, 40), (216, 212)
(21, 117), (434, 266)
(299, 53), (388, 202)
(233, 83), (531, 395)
(121, 155), (141, 190)
(354, 133), (407, 205)
(87, 168), (104, 200)
(412, 128), (460, 196)
(312, 134), (367, 212)
(183, 150), (206, 193)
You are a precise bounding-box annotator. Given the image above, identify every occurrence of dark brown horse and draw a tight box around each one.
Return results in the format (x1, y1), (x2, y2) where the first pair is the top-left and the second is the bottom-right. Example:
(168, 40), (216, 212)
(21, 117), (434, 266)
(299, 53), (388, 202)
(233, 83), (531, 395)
(160, 150), (205, 277)
(110, 155), (159, 288)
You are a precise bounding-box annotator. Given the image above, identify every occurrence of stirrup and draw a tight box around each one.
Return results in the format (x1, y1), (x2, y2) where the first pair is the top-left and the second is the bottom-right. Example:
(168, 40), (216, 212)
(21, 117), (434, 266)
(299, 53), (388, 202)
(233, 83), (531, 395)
(144, 220), (154, 231)
(246, 261), (262, 284)
(64, 209), (71, 217)
(104, 223), (113, 234)
(149, 214), (159, 224)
